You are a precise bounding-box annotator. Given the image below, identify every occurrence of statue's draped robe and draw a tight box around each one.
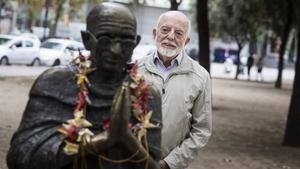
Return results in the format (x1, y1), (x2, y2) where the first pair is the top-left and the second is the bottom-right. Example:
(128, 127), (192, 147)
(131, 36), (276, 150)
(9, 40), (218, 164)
(7, 66), (162, 169)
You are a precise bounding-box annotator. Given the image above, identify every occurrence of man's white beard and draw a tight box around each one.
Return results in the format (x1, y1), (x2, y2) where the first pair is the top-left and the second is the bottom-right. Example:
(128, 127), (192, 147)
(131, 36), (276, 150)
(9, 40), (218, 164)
(157, 45), (183, 58)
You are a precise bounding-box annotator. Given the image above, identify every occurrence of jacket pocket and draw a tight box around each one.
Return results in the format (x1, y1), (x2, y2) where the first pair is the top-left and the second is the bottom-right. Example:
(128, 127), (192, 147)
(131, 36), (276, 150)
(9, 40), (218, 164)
(180, 112), (192, 140)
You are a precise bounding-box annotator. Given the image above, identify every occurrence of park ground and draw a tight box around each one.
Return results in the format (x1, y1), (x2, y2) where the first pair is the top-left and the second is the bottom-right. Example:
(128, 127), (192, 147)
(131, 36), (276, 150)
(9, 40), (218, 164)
(0, 76), (300, 169)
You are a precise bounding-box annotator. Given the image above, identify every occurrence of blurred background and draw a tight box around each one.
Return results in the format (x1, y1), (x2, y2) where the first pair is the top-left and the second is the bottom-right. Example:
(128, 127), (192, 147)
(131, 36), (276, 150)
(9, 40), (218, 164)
(0, 0), (300, 169)
(0, 0), (298, 81)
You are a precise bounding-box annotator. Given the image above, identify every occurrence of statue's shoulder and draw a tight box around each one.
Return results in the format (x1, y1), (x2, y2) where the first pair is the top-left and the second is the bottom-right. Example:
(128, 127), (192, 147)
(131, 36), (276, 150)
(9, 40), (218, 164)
(36, 65), (76, 82)
(30, 65), (77, 100)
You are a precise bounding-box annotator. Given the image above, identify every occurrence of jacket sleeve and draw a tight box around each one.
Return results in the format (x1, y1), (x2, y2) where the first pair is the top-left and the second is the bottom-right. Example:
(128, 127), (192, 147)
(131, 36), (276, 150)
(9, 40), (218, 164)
(164, 74), (212, 169)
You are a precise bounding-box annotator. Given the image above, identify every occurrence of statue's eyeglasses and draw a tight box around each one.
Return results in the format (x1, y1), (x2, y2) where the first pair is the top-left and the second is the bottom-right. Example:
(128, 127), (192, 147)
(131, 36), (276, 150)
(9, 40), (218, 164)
(87, 31), (136, 50)
(96, 35), (136, 49)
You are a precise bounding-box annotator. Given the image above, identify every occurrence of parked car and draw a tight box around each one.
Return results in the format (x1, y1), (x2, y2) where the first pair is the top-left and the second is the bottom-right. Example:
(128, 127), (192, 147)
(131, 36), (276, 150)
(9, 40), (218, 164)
(186, 47), (198, 61)
(39, 38), (85, 66)
(213, 48), (238, 64)
(131, 44), (155, 62)
(0, 34), (41, 66)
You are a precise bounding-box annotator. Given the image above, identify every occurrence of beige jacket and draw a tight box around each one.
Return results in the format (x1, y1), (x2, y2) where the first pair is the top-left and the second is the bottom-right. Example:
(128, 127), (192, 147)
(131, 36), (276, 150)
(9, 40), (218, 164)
(137, 51), (212, 169)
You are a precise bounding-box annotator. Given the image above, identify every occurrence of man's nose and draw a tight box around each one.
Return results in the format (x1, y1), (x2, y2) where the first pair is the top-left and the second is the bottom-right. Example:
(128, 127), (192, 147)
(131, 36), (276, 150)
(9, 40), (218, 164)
(166, 30), (175, 40)
(110, 41), (122, 54)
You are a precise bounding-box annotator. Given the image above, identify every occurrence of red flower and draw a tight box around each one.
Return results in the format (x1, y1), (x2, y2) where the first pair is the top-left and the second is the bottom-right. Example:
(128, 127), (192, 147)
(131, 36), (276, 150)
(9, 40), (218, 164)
(102, 118), (110, 130)
(128, 122), (133, 129)
(66, 125), (79, 142)
(129, 63), (138, 77)
(74, 91), (87, 112)
(79, 55), (86, 62)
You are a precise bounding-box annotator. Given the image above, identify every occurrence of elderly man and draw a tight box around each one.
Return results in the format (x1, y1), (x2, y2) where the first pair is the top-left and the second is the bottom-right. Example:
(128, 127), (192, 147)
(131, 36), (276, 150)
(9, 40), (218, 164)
(7, 2), (161, 169)
(137, 11), (212, 169)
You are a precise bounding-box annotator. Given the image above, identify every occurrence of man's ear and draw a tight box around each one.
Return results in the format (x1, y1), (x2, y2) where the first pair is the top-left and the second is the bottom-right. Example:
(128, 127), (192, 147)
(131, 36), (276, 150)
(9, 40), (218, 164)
(81, 30), (97, 51)
(152, 28), (157, 39)
(184, 37), (190, 46)
(135, 35), (141, 47)
(81, 30), (91, 50)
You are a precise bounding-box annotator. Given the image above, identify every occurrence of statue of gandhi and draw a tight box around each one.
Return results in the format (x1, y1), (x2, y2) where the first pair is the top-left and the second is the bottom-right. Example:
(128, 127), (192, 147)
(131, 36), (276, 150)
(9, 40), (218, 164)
(7, 2), (161, 169)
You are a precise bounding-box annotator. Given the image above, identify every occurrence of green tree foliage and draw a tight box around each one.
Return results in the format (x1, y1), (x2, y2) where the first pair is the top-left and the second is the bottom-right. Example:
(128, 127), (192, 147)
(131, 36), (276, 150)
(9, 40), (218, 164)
(49, 0), (105, 37)
(17, 0), (105, 36)
(260, 0), (296, 89)
(209, 0), (264, 79)
(261, 0), (289, 38)
(17, 0), (44, 27)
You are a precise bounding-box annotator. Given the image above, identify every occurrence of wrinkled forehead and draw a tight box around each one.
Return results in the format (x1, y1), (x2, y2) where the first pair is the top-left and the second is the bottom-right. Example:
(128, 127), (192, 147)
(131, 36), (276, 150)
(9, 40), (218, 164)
(87, 3), (137, 37)
(88, 19), (137, 38)
(157, 11), (189, 33)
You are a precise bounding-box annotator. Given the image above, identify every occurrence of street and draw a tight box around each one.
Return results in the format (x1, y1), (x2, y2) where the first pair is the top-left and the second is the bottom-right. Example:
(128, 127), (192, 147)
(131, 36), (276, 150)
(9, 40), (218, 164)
(0, 63), (295, 83)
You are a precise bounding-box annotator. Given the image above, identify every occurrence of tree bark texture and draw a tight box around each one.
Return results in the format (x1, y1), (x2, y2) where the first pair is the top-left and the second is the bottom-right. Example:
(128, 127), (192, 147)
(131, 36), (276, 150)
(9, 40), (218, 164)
(49, 0), (65, 37)
(235, 44), (242, 80)
(275, 0), (293, 88)
(283, 12), (300, 147)
(197, 0), (210, 73)
(169, 0), (182, 10)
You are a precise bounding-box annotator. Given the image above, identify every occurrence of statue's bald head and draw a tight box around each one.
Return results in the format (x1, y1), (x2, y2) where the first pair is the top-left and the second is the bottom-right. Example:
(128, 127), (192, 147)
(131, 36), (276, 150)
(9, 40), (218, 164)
(86, 2), (137, 35)
(81, 2), (140, 73)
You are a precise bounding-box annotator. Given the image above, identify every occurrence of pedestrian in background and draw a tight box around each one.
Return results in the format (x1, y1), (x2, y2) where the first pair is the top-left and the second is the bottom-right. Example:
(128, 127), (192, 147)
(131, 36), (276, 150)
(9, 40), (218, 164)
(246, 54), (254, 80)
(256, 60), (264, 82)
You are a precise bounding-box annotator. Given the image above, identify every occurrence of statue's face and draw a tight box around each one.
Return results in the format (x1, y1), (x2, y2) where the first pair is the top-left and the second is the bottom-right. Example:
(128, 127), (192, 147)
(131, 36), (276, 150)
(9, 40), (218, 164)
(89, 21), (137, 73)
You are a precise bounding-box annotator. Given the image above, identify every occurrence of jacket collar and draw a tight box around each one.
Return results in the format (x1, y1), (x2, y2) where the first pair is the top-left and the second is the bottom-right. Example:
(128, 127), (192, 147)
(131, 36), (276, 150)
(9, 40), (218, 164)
(145, 50), (194, 76)
(153, 50), (183, 67)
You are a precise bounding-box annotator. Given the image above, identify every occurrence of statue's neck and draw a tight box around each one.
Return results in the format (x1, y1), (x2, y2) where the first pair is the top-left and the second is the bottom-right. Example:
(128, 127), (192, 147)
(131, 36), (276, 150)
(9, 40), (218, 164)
(89, 69), (126, 85)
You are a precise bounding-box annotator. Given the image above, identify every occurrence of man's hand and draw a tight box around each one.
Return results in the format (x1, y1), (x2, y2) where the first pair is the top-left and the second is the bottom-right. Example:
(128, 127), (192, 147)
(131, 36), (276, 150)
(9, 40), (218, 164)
(159, 160), (170, 169)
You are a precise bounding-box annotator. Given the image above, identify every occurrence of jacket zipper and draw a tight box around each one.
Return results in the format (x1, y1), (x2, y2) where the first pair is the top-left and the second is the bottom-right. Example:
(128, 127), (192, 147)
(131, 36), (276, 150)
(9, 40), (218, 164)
(161, 72), (178, 95)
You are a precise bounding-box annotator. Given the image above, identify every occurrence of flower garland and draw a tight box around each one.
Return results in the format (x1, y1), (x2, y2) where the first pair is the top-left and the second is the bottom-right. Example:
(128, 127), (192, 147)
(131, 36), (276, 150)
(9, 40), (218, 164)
(58, 51), (95, 155)
(129, 63), (159, 143)
(58, 52), (158, 157)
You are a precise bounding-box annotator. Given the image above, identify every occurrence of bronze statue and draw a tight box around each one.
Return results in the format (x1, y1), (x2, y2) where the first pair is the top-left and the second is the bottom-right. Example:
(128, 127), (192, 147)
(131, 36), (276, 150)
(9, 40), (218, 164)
(7, 2), (161, 169)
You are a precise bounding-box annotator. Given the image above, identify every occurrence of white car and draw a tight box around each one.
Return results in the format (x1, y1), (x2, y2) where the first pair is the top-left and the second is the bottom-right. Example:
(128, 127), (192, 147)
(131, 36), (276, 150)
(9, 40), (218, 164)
(39, 38), (85, 66)
(0, 34), (41, 66)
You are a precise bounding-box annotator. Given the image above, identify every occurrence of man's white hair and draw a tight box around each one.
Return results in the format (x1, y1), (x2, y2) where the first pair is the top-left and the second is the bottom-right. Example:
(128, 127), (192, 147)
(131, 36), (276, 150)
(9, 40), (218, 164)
(155, 11), (191, 36)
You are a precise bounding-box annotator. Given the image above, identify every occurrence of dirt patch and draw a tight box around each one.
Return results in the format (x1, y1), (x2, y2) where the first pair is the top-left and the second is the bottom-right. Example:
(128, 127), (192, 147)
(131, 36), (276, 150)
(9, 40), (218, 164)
(189, 79), (300, 169)
(0, 77), (299, 169)
(0, 77), (36, 169)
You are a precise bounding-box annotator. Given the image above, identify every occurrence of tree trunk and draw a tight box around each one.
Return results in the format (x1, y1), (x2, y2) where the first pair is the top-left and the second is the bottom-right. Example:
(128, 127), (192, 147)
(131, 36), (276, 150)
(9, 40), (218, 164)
(43, 8), (49, 40)
(288, 33), (296, 63)
(197, 0), (210, 73)
(275, 0), (293, 88)
(235, 44), (242, 80)
(0, 1), (5, 17)
(283, 28), (300, 147)
(249, 39), (257, 55)
(169, 0), (182, 10)
(49, 0), (65, 37)
(258, 30), (269, 63)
